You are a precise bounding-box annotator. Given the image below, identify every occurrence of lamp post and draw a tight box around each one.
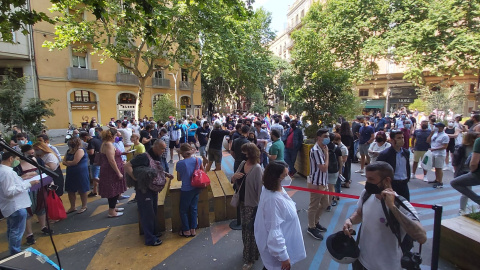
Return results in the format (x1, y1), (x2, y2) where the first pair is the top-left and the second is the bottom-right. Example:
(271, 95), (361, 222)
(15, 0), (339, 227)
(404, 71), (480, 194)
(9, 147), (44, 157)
(168, 72), (179, 109)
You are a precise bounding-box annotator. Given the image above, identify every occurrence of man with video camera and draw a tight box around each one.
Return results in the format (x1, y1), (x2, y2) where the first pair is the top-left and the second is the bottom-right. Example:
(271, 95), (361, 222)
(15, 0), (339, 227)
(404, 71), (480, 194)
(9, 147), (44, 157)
(343, 162), (427, 270)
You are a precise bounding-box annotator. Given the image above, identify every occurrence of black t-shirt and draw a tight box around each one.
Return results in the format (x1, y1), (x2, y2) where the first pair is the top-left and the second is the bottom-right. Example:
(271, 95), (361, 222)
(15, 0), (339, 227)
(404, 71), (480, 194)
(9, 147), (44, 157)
(150, 129), (159, 139)
(225, 122), (235, 131)
(231, 131), (241, 142)
(196, 127), (210, 146)
(87, 137), (102, 165)
(209, 129), (230, 150)
(352, 121), (361, 140)
(140, 130), (152, 152)
(232, 136), (249, 162)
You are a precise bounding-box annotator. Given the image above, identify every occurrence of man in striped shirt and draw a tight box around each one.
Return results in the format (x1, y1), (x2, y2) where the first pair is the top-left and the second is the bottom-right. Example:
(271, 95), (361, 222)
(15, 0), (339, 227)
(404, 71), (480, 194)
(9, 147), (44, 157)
(307, 128), (330, 240)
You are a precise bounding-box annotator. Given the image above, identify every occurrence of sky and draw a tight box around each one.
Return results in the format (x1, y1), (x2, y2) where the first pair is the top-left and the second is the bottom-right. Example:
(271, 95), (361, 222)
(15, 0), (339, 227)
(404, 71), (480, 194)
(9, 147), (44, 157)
(252, 0), (292, 36)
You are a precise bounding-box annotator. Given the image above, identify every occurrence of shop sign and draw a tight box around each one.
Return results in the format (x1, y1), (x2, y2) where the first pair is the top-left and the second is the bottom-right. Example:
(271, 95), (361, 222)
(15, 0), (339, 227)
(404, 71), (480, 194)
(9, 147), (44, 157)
(118, 104), (136, 110)
(71, 103), (97, 110)
(180, 105), (186, 109)
(390, 98), (414, 103)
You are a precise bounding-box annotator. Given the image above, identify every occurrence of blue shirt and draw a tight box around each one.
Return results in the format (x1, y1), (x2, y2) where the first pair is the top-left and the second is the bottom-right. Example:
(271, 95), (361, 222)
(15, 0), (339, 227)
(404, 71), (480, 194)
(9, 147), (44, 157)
(176, 157), (201, 191)
(394, 149), (408, 181)
(359, 125), (375, 144)
(413, 129), (431, 151)
(187, 123), (198, 137)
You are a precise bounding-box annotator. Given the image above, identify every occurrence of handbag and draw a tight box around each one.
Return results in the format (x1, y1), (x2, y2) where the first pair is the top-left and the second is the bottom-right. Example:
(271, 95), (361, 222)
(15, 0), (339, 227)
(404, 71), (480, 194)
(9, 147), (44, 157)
(146, 153), (166, 192)
(191, 158), (211, 188)
(230, 162), (247, 207)
(93, 152), (101, 166)
(46, 189), (67, 220)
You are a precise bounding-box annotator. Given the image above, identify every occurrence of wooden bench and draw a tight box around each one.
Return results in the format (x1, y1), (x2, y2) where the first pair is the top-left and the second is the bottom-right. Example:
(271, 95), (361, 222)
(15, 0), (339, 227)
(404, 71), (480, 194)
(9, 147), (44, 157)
(170, 165), (209, 232)
(138, 177), (171, 235)
(208, 170), (237, 222)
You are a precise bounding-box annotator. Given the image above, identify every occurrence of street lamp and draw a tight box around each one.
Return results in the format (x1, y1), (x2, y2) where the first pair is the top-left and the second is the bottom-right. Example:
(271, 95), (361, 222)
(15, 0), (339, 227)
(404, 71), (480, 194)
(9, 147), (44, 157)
(168, 72), (179, 109)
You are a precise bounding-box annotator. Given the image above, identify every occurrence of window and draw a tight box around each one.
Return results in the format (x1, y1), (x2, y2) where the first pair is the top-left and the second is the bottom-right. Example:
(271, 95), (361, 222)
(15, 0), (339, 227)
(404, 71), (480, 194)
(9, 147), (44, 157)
(72, 55), (87, 68)
(74, 90), (91, 102)
(296, 15), (299, 24)
(180, 96), (191, 106)
(359, 89), (369, 97)
(119, 64), (132, 74)
(152, 94), (163, 107)
(301, 10), (305, 18)
(154, 66), (164, 79)
(118, 93), (136, 104)
(374, 88), (384, 97)
(181, 69), (188, 82)
(470, 84), (476, 93)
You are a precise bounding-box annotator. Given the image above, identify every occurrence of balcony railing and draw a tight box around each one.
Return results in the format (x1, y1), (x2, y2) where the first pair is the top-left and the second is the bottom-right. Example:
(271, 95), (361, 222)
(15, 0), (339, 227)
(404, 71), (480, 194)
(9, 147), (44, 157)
(152, 78), (170, 88)
(179, 81), (193, 90)
(67, 67), (98, 81)
(116, 73), (138, 85)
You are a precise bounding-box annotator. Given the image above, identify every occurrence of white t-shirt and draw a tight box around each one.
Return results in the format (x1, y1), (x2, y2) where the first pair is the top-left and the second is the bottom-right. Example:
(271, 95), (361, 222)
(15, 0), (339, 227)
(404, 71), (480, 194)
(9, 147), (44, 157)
(368, 142), (391, 162)
(431, 132), (449, 156)
(118, 128), (133, 146)
(89, 127), (96, 137)
(131, 124), (141, 135)
(357, 190), (419, 270)
(42, 153), (59, 170)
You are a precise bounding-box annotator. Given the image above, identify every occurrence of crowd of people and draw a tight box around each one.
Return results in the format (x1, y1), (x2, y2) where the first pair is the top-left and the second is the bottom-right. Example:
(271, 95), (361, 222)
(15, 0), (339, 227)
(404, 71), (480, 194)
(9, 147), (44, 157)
(0, 107), (480, 270)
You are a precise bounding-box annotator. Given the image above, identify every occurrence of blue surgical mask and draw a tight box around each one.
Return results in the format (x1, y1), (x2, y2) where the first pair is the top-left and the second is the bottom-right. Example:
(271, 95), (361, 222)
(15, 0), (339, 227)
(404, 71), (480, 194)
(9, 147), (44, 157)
(323, 137), (330, 145)
(405, 124), (411, 129)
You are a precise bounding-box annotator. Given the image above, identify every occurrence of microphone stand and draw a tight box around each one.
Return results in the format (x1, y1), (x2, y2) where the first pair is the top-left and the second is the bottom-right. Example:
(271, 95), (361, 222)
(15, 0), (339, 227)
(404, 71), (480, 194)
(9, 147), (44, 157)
(0, 134), (62, 270)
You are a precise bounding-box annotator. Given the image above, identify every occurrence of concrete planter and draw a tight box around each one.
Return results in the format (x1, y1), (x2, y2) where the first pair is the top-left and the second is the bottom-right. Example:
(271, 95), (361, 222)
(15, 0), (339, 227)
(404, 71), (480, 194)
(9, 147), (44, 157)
(294, 143), (314, 177)
(440, 215), (480, 269)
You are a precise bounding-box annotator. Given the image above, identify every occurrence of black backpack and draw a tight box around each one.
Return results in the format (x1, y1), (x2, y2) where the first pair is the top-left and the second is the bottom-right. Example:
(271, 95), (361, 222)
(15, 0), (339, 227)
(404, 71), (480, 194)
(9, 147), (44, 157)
(328, 144), (339, 173)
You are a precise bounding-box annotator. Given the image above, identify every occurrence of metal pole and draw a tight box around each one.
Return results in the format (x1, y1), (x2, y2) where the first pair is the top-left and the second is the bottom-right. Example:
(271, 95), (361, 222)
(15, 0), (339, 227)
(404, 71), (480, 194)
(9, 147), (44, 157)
(229, 206), (242, 230)
(431, 204), (443, 270)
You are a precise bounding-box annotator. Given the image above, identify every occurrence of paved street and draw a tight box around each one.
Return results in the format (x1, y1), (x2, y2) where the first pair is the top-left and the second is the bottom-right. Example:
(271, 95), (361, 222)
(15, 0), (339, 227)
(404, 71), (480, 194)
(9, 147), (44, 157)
(0, 135), (472, 269)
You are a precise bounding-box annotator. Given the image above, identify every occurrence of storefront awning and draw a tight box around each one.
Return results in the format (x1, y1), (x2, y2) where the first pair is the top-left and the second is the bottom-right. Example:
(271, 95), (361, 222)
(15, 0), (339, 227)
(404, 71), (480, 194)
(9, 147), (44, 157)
(363, 99), (385, 109)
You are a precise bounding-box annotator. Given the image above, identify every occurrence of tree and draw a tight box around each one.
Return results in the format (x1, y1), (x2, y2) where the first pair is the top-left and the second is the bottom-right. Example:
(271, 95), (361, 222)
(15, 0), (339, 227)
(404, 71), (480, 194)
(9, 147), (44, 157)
(0, 0), (51, 43)
(0, 69), (56, 134)
(417, 84), (467, 114)
(152, 94), (180, 123)
(408, 99), (427, 113)
(44, 0), (251, 118)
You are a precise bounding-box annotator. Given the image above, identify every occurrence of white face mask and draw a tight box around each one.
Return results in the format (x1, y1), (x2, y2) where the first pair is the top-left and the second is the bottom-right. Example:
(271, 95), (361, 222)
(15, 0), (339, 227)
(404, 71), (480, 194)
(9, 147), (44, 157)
(281, 175), (292, 186)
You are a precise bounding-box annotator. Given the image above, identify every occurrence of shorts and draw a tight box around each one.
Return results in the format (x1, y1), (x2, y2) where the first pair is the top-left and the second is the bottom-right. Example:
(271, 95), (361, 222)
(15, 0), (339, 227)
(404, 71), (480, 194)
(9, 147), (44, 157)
(446, 142), (455, 153)
(199, 146), (207, 157)
(359, 143), (370, 156)
(179, 136), (187, 144)
(188, 136), (196, 143)
(90, 165), (100, 179)
(327, 172), (339, 185)
(413, 150), (427, 163)
(169, 140), (180, 149)
(432, 155), (445, 169)
(208, 148), (222, 164)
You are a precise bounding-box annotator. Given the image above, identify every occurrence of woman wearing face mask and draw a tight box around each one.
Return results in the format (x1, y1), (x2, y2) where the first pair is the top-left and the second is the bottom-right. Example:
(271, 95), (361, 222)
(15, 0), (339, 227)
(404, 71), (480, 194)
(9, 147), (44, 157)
(33, 142), (64, 197)
(254, 161), (306, 270)
(231, 143), (263, 270)
(62, 137), (90, 214)
(14, 145), (52, 245)
(367, 131), (391, 163)
(444, 121), (459, 171)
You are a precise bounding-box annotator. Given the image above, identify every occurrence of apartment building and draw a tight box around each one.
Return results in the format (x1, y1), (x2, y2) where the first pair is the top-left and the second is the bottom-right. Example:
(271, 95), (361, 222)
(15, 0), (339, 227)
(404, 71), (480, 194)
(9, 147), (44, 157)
(30, 0), (202, 130)
(269, 0), (479, 115)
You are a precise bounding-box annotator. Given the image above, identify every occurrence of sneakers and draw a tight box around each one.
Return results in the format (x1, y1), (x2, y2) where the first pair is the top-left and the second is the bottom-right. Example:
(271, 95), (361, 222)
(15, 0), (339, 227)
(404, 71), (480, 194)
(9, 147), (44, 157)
(459, 209), (466, 215)
(433, 182), (443, 189)
(331, 200), (338, 207)
(315, 223), (327, 232)
(326, 206), (332, 212)
(428, 179), (438, 184)
(26, 234), (35, 245)
(422, 175), (429, 182)
(355, 170), (364, 173)
(88, 192), (98, 197)
(168, 160), (174, 164)
(152, 239), (163, 246)
(118, 195), (129, 200)
(128, 198), (137, 204)
(410, 173), (416, 179)
(307, 227), (324, 240)
(41, 227), (54, 235)
(361, 173), (366, 176)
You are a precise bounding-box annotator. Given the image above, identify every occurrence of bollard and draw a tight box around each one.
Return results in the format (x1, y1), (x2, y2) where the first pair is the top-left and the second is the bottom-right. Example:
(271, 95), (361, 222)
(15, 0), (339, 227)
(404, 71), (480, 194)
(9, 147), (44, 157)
(431, 204), (443, 270)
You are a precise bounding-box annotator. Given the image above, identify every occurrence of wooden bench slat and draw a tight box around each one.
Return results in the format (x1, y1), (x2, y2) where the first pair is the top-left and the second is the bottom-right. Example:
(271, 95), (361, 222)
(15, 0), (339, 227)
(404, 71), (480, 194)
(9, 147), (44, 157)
(208, 171), (226, 222)
(215, 170), (237, 220)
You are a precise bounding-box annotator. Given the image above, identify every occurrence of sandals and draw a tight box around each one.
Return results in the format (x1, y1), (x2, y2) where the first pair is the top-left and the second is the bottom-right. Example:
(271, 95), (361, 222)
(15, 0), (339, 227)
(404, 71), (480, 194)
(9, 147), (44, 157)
(66, 209), (76, 214)
(108, 212), (124, 218)
(77, 207), (87, 214)
(178, 231), (191, 238)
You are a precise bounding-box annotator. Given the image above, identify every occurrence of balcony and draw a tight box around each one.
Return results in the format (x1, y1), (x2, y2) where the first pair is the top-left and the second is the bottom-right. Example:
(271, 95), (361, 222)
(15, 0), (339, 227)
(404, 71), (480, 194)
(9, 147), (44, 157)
(67, 67), (98, 81)
(152, 78), (170, 88)
(179, 81), (193, 90)
(116, 73), (138, 85)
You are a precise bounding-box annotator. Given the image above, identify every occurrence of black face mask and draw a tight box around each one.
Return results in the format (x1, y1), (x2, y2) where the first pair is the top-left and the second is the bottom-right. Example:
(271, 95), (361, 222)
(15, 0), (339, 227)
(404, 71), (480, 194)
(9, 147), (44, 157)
(365, 179), (385, 194)
(421, 124), (428, 129)
(248, 137), (255, 142)
(375, 137), (383, 143)
(205, 125), (209, 129)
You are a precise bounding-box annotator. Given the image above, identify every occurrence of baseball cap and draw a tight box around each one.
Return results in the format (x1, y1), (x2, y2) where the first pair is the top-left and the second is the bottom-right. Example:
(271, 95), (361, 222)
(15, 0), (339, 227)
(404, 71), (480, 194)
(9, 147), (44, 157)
(434, 122), (445, 128)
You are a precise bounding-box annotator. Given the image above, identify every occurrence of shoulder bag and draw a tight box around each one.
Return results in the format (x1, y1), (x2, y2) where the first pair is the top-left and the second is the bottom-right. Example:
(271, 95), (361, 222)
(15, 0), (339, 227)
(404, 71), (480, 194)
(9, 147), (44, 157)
(230, 161), (248, 207)
(146, 153), (166, 192)
(191, 158), (210, 188)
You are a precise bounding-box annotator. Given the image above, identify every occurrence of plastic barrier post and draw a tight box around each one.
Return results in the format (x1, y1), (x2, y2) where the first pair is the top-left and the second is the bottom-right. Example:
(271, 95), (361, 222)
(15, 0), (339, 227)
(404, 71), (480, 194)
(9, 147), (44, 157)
(431, 204), (443, 270)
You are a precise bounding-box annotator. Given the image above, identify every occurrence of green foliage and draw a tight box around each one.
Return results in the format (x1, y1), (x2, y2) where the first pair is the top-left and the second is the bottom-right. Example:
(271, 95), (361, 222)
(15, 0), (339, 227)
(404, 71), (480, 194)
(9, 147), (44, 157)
(408, 98), (428, 112)
(0, 69), (56, 135)
(417, 83), (467, 113)
(0, 0), (52, 43)
(249, 90), (266, 113)
(153, 94), (180, 123)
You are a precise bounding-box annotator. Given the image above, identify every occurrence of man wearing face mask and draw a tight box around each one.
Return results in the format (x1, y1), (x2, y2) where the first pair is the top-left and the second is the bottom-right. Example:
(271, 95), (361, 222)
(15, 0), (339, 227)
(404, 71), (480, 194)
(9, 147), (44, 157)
(13, 133), (30, 153)
(232, 125), (251, 172)
(426, 122), (449, 188)
(0, 152), (40, 255)
(376, 130), (411, 200)
(444, 121), (459, 171)
(343, 162), (426, 270)
(195, 121), (211, 166)
(306, 129), (330, 240)
(411, 120), (431, 181)
(282, 120), (304, 177)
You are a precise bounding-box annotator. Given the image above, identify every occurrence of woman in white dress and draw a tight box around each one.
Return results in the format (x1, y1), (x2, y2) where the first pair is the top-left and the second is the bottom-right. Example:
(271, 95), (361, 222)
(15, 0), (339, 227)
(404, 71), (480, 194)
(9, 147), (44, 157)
(368, 131), (391, 163)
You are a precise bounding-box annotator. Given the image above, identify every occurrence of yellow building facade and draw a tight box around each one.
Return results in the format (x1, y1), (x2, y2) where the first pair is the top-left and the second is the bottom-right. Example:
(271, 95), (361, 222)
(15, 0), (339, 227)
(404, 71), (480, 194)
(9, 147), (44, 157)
(31, 0), (202, 130)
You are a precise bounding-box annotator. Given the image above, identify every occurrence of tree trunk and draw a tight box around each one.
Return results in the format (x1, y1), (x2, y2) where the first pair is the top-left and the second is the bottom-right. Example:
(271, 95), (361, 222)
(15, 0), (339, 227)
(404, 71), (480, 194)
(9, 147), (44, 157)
(137, 77), (147, 120)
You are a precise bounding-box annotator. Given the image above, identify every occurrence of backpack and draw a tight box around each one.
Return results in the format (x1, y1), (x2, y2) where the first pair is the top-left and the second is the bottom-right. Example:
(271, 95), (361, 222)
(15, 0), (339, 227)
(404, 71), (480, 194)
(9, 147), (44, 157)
(179, 124), (186, 138)
(360, 192), (417, 255)
(328, 144), (339, 173)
